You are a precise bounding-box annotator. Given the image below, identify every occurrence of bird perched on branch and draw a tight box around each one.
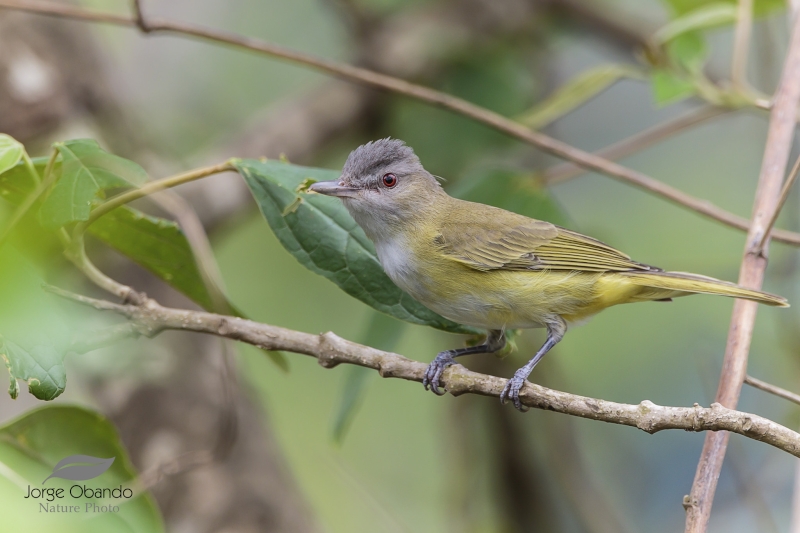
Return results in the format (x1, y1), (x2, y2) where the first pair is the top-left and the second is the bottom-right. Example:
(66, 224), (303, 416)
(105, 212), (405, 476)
(310, 138), (789, 410)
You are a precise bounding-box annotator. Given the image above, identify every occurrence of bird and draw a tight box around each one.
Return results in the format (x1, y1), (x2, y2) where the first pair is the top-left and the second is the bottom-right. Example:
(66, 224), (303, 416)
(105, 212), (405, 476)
(309, 138), (789, 411)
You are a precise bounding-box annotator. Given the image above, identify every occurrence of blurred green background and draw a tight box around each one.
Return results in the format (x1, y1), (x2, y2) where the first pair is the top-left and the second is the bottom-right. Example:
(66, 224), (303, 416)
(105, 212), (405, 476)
(2, 0), (800, 532)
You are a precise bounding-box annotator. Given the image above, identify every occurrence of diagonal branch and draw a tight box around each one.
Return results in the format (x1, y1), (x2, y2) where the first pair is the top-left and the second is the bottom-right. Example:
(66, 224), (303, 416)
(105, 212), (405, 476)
(47, 284), (800, 459)
(4, 0), (800, 246)
(685, 12), (800, 533)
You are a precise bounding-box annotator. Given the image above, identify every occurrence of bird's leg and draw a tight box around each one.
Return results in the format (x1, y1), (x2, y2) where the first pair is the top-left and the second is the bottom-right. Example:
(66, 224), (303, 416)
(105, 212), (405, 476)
(423, 329), (506, 396)
(500, 317), (566, 411)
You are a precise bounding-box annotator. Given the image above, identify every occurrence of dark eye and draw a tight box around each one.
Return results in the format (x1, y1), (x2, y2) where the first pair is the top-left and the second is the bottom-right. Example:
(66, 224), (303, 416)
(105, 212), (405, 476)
(382, 173), (398, 188)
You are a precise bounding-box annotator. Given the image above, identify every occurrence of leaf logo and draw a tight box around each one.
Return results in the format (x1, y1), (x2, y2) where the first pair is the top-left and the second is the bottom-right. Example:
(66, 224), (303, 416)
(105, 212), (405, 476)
(43, 455), (115, 484)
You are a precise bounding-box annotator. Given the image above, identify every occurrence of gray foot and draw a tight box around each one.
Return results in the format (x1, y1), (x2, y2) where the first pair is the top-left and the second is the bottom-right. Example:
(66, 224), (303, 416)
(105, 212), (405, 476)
(423, 351), (456, 396)
(500, 371), (530, 412)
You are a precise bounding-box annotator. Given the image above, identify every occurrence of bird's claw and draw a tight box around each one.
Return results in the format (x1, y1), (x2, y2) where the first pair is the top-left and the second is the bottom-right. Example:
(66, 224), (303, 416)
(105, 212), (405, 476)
(500, 373), (530, 412)
(423, 352), (456, 396)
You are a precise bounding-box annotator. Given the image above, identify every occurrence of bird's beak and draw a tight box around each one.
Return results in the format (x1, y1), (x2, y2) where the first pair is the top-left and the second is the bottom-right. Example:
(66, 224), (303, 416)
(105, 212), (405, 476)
(308, 180), (359, 198)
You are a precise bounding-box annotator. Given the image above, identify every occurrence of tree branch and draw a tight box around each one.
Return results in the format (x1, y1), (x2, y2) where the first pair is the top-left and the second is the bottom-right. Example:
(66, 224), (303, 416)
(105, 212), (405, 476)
(540, 106), (728, 185)
(4, 0), (800, 246)
(745, 374), (800, 406)
(685, 13), (800, 533)
(45, 284), (800, 459)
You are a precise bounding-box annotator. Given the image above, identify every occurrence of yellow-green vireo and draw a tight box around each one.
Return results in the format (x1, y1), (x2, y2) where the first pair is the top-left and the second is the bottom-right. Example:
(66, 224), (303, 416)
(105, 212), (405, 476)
(309, 139), (788, 410)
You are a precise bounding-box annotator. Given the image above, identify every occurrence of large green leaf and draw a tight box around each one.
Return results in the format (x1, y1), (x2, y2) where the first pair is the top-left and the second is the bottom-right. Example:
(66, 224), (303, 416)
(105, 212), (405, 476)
(0, 134), (24, 176)
(0, 405), (164, 532)
(89, 206), (217, 311)
(234, 158), (480, 335)
(517, 64), (644, 130)
(40, 139), (148, 228)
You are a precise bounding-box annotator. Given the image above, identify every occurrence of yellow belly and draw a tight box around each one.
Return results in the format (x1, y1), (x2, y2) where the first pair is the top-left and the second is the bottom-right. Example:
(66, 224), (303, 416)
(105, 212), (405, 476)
(393, 255), (643, 329)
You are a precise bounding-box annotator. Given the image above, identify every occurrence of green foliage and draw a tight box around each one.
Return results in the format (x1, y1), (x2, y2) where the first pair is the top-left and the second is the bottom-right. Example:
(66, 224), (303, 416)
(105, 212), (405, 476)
(661, 0), (785, 16)
(40, 139), (147, 229)
(0, 405), (163, 532)
(89, 206), (217, 311)
(0, 249), (69, 400)
(2, 338), (65, 400)
(651, 69), (696, 106)
(0, 134), (25, 176)
(0, 154), (221, 314)
(517, 64), (644, 130)
(234, 158), (480, 335)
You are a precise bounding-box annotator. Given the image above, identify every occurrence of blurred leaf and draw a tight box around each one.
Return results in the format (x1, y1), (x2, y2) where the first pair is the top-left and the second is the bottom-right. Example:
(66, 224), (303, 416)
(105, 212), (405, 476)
(0, 405), (164, 532)
(653, 3), (737, 45)
(1, 338), (65, 400)
(451, 168), (569, 226)
(0, 248), (69, 400)
(517, 64), (644, 130)
(667, 32), (708, 73)
(332, 312), (406, 443)
(40, 139), (147, 228)
(234, 159), (480, 335)
(662, 0), (785, 16)
(0, 155), (41, 205)
(89, 206), (217, 311)
(0, 134), (24, 176)
(651, 69), (696, 105)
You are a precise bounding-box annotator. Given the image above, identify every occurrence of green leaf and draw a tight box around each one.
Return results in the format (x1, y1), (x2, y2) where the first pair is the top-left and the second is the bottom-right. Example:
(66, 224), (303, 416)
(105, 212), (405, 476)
(653, 3), (737, 45)
(332, 312), (406, 443)
(517, 64), (644, 130)
(0, 155), (40, 205)
(88, 206), (217, 311)
(667, 32), (708, 73)
(233, 158), (480, 335)
(40, 139), (147, 228)
(1, 338), (65, 400)
(0, 134), (24, 176)
(661, 0), (785, 16)
(651, 68), (696, 106)
(0, 405), (164, 532)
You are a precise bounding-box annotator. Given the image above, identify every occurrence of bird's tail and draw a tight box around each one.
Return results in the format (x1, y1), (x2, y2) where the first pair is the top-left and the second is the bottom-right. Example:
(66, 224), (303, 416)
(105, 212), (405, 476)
(620, 270), (789, 307)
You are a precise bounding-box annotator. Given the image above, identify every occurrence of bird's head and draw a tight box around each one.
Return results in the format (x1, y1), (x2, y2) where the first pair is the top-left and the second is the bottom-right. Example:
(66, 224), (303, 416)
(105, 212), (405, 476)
(309, 138), (444, 240)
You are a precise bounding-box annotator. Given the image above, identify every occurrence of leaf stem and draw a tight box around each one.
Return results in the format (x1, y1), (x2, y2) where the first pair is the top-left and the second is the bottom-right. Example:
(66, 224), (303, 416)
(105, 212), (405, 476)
(74, 160), (235, 237)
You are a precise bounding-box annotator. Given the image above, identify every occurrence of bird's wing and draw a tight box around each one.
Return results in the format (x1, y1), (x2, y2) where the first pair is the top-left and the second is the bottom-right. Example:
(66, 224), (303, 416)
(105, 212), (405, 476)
(436, 211), (658, 272)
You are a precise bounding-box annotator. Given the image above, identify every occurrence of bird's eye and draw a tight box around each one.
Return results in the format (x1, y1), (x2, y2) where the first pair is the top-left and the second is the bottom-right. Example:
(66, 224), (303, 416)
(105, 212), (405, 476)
(382, 173), (398, 188)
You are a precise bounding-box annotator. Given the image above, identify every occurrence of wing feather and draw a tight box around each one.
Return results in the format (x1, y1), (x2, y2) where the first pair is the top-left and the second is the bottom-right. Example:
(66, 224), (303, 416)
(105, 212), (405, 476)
(435, 212), (658, 273)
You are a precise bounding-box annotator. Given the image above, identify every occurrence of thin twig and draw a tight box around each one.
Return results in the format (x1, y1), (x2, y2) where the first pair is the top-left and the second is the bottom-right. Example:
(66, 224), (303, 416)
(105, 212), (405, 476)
(732, 0), (754, 89)
(45, 285), (800, 459)
(129, 0), (149, 32)
(540, 106), (728, 185)
(77, 161), (234, 233)
(685, 13), (800, 533)
(754, 153), (800, 254)
(64, 234), (146, 305)
(4, 1), (800, 246)
(745, 374), (800, 406)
